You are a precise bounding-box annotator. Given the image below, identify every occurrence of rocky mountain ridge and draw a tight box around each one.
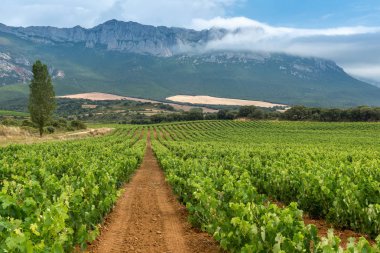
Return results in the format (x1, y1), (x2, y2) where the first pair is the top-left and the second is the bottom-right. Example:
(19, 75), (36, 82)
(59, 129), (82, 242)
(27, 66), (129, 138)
(177, 52), (344, 80)
(0, 20), (227, 56)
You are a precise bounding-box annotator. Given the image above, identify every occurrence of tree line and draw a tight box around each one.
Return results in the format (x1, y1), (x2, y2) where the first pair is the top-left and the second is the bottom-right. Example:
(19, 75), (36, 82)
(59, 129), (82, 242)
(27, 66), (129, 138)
(281, 105), (380, 122)
(228, 105), (380, 122)
(136, 105), (380, 124)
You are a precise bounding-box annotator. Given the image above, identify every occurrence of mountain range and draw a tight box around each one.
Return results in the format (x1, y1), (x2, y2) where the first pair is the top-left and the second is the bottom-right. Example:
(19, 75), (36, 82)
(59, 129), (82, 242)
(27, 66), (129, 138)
(0, 19), (379, 108)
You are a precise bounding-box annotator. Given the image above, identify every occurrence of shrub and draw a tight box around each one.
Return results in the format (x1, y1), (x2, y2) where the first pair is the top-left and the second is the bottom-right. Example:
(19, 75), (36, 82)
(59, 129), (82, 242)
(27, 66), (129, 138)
(1, 118), (19, 126)
(51, 118), (68, 128)
(204, 113), (218, 120)
(21, 119), (35, 127)
(45, 126), (55, 134)
(66, 126), (75, 131)
(70, 120), (87, 130)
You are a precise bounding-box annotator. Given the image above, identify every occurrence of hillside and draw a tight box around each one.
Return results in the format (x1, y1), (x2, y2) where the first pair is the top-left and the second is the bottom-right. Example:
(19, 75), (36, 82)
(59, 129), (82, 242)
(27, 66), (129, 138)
(0, 20), (380, 107)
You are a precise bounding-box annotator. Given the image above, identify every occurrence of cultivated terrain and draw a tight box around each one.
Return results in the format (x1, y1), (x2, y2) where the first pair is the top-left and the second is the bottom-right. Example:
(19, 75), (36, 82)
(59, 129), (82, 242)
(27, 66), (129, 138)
(0, 121), (379, 252)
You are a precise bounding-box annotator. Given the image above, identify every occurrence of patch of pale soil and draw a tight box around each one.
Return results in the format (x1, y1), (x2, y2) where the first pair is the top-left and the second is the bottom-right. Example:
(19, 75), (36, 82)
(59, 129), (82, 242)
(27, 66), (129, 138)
(58, 92), (155, 103)
(88, 134), (221, 253)
(54, 128), (114, 140)
(234, 117), (250, 122)
(58, 92), (218, 113)
(170, 104), (217, 113)
(82, 104), (98, 109)
(167, 95), (287, 108)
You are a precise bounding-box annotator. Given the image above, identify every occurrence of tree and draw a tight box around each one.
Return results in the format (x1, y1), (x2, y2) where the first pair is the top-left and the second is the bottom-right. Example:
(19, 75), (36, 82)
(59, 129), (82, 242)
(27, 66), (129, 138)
(248, 109), (265, 119)
(217, 109), (236, 120)
(238, 106), (257, 117)
(28, 60), (56, 137)
(217, 109), (227, 119)
(282, 105), (309, 120)
(185, 108), (204, 121)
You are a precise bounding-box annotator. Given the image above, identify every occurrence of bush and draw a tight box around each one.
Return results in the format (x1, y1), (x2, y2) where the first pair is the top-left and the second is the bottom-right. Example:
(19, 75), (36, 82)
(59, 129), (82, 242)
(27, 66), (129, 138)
(248, 109), (265, 119)
(70, 120), (87, 130)
(21, 119), (35, 127)
(1, 118), (19, 126)
(45, 126), (55, 134)
(51, 118), (68, 128)
(66, 126), (75, 131)
(204, 113), (218, 120)
(238, 106), (258, 117)
(157, 103), (175, 111)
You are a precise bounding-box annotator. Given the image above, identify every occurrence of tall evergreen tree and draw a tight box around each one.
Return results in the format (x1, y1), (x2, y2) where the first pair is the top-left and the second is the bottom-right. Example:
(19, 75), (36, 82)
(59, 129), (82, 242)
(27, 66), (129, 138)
(28, 60), (56, 137)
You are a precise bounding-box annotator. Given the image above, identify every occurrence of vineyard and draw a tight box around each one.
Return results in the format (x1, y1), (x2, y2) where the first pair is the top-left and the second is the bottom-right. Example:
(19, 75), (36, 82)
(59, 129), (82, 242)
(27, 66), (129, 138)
(0, 127), (146, 252)
(0, 120), (379, 252)
(151, 121), (380, 252)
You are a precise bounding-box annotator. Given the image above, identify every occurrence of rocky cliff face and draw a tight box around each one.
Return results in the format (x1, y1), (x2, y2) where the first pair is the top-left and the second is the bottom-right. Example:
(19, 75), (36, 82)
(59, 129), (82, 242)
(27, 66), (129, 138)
(0, 20), (226, 56)
(0, 51), (63, 85)
(177, 52), (344, 76)
(0, 51), (32, 85)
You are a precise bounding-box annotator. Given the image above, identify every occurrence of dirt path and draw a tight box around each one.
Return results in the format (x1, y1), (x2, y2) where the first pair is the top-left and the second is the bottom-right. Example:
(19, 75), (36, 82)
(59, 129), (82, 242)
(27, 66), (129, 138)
(89, 135), (221, 253)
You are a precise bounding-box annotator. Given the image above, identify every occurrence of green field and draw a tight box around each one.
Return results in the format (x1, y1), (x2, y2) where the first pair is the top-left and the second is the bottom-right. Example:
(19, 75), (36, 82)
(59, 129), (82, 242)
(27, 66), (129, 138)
(0, 121), (379, 252)
(0, 127), (146, 252)
(152, 121), (380, 252)
(0, 110), (29, 117)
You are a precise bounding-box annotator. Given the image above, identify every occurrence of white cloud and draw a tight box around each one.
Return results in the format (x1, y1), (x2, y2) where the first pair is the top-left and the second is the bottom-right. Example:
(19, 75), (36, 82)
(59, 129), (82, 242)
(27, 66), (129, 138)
(98, 0), (242, 28)
(191, 17), (380, 83)
(192, 16), (380, 35)
(345, 65), (380, 84)
(0, 0), (241, 28)
(0, 0), (118, 27)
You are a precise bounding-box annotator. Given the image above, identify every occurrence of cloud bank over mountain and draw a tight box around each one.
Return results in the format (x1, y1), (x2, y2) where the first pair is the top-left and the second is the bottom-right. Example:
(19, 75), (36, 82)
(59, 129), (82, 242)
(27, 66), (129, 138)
(0, 0), (379, 83)
(192, 17), (380, 83)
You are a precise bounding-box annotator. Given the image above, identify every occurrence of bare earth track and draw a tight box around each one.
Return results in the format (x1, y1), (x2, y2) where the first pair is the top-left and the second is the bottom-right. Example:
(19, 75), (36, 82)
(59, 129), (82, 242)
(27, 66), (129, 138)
(89, 135), (221, 253)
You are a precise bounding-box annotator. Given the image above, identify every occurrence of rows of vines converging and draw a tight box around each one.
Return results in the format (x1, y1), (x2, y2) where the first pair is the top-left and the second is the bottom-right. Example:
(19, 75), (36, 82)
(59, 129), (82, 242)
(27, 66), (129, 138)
(152, 121), (380, 252)
(159, 141), (380, 237)
(0, 126), (146, 252)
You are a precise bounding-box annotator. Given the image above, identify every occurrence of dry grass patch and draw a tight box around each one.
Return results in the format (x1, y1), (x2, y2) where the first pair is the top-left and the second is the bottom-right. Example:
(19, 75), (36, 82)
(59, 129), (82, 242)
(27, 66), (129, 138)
(0, 126), (113, 146)
(0, 125), (31, 137)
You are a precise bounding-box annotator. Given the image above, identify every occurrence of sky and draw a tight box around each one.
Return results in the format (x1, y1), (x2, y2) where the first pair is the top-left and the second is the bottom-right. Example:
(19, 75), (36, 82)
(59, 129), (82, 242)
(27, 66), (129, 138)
(1, 0), (380, 83)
